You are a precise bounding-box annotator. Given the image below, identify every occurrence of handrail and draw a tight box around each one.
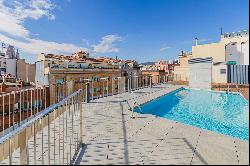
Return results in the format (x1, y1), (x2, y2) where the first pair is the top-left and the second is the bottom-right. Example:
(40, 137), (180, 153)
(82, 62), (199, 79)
(0, 89), (82, 144)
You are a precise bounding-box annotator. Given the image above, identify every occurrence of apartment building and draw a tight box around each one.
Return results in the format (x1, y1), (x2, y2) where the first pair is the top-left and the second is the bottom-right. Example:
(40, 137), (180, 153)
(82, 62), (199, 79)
(0, 45), (19, 76)
(173, 51), (192, 82)
(221, 30), (249, 65)
(0, 73), (22, 93)
(141, 70), (167, 84)
(140, 60), (174, 83)
(189, 30), (249, 88)
(35, 51), (142, 101)
(16, 59), (36, 83)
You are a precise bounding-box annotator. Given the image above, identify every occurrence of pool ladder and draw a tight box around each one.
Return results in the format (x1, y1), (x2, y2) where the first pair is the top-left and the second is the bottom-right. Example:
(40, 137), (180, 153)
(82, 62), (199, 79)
(227, 83), (239, 93)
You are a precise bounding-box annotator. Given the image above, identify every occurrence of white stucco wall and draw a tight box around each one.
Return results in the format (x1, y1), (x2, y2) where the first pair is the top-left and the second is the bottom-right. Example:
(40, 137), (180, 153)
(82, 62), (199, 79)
(225, 41), (249, 65)
(35, 61), (49, 86)
(173, 66), (189, 81)
(212, 63), (227, 83)
(189, 62), (212, 89)
(222, 32), (249, 65)
(242, 41), (249, 65)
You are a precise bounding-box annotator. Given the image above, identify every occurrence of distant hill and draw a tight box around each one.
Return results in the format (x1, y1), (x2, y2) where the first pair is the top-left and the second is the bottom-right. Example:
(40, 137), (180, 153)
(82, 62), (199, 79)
(140, 62), (155, 65)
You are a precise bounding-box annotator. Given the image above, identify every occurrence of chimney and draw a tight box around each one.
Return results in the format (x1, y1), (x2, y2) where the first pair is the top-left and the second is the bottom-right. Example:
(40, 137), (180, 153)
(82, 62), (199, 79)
(194, 37), (199, 46)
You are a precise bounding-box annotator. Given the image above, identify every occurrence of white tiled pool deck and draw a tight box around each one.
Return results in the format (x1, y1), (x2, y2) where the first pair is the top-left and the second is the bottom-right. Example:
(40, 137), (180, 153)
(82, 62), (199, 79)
(75, 84), (249, 165)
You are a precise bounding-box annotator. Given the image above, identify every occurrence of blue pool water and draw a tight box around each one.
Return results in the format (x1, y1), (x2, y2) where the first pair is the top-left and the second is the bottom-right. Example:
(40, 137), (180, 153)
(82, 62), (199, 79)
(135, 88), (249, 140)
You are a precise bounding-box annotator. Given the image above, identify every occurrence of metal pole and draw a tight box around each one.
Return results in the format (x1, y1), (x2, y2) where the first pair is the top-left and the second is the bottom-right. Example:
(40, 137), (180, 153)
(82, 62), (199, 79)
(58, 106), (61, 165)
(48, 113), (51, 165)
(44, 87), (47, 108)
(19, 91), (22, 126)
(2, 94), (5, 134)
(53, 107), (56, 164)
(118, 78), (120, 94)
(8, 94), (10, 129)
(33, 121), (36, 165)
(19, 128), (28, 165)
(31, 89), (33, 116)
(12, 92), (16, 130)
(26, 90), (29, 119)
(103, 80), (104, 97)
(91, 81), (94, 100)
(111, 77), (113, 95)
(36, 89), (38, 114)
(9, 138), (12, 165)
(39, 88), (42, 112)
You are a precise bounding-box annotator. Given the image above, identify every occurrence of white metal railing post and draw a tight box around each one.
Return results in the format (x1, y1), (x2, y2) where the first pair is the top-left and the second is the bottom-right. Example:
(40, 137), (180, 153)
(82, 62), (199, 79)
(2, 94), (5, 135)
(91, 80), (94, 100)
(12, 92), (15, 130)
(1, 88), (83, 165)
(8, 94), (10, 129)
(19, 91), (22, 126)
(103, 80), (104, 97)
(19, 127), (28, 165)
(79, 91), (83, 144)
(111, 77), (113, 95)
(124, 77), (126, 93)
(107, 78), (109, 96)
(117, 77), (120, 93)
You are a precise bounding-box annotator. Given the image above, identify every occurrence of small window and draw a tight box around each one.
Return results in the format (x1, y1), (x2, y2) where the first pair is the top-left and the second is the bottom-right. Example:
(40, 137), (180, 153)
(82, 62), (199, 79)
(220, 69), (226, 74)
(93, 88), (98, 93)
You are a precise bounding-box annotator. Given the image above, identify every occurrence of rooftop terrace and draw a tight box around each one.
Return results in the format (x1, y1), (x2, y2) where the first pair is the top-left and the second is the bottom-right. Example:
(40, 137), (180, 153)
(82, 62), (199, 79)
(0, 83), (248, 165)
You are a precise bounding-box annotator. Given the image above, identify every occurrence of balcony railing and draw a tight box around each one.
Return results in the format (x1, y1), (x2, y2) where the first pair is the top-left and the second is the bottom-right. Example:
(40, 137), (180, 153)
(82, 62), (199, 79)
(0, 89), (83, 165)
(0, 75), (168, 165)
(0, 87), (50, 135)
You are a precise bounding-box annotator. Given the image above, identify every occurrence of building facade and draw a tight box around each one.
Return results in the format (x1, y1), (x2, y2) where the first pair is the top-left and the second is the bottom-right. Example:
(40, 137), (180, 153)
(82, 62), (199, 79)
(190, 30), (249, 84)
(173, 51), (192, 82)
(35, 51), (142, 103)
(0, 45), (19, 76)
(17, 59), (36, 83)
(140, 60), (174, 83)
(221, 30), (249, 65)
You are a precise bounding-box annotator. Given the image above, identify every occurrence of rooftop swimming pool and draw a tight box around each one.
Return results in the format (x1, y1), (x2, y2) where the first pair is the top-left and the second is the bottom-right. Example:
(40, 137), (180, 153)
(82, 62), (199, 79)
(135, 88), (249, 140)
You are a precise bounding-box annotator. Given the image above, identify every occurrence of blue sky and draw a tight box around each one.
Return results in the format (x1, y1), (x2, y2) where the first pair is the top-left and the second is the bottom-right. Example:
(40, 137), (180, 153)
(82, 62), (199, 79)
(0, 0), (249, 63)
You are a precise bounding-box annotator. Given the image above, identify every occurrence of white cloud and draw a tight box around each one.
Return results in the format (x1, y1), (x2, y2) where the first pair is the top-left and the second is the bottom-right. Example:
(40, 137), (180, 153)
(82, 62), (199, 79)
(0, 7), (29, 37)
(92, 35), (124, 53)
(160, 46), (171, 52)
(0, 34), (85, 55)
(0, 0), (55, 38)
(82, 38), (90, 47)
(0, 0), (86, 56)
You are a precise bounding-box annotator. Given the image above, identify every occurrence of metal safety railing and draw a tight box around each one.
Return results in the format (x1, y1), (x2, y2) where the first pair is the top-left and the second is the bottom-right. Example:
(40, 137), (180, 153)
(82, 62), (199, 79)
(71, 75), (164, 101)
(0, 74), (169, 165)
(0, 89), (83, 165)
(0, 75), (169, 133)
(0, 87), (49, 135)
(0, 75), (157, 135)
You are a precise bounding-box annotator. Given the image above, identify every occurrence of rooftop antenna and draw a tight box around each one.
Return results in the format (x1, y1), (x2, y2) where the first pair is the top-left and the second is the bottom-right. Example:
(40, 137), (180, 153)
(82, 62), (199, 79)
(16, 48), (20, 59)
(220, 27), (223, 35)
(194, 37), (199, 46)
